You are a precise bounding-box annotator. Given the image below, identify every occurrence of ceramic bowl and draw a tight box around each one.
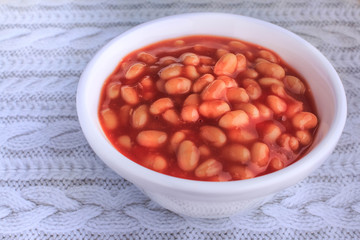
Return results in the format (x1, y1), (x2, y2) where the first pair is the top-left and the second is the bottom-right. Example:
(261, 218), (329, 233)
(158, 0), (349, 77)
(76, 13), (347, 218)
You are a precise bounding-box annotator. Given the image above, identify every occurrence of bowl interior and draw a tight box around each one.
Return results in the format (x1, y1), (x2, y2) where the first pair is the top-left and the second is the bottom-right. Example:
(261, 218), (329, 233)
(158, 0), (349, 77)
(77, 13), (346, 200)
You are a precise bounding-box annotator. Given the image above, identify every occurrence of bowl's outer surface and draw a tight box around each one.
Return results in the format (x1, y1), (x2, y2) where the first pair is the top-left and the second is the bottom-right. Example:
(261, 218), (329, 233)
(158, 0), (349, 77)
(77, 13), (347, 218)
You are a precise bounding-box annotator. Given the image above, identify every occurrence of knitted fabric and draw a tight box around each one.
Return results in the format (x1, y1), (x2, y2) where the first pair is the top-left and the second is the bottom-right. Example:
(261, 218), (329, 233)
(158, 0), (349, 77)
(0, 0), (359, 239)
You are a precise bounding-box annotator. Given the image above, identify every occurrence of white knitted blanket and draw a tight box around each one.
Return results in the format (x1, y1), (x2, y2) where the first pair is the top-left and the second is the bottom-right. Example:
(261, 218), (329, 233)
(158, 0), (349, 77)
(0, 0), (359, 239)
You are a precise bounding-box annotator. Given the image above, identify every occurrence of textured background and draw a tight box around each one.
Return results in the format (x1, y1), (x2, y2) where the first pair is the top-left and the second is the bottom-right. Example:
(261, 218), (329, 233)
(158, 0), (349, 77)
(0, 0), (359, 239)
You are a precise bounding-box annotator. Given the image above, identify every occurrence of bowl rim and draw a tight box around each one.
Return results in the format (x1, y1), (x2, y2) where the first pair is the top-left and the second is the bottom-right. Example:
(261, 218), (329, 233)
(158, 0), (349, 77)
(76, 12), (347, 198)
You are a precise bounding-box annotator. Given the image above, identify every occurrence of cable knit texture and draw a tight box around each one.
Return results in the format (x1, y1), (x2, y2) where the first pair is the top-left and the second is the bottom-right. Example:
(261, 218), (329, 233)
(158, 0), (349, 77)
(0, 0), (359, 239)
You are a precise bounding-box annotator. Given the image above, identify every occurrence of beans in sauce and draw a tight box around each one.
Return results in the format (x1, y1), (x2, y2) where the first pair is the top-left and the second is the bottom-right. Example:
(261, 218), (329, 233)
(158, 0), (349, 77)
(98, 35), (319, 181)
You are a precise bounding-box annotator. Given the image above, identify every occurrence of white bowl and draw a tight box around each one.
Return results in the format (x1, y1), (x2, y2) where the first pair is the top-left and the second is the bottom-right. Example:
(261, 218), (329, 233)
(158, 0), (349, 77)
(76, 13), (347, 218)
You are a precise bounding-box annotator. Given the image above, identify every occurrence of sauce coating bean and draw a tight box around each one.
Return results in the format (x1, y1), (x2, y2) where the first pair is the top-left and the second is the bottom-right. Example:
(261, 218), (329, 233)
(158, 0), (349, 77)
(199, 100), (230, 118)
(121, 86), (139, 105)
(195, 159), (223, 178)
(131, 104), (148, 129)
(223, 144), (250, 164)
(284, 75), (306, 94)
(145, 154), (168, 172)
(192, 74), (215, 92)
(136, 130), (167, 148)
(200, 126), (227, 147)
(214, 53), (237, 76)
(292, 112), (318, 130)
(160, 63), (183, 80)
(201, 80), (227, 100)
(150, 98), (174, 115)
(251, 142), (270, 167)
(165, 77), (192, 95)
(125, 63), (146, 80)
(219, 110), (250, 129)
(177, 140), (200, 171)
(255, 61), (285, 79)
(101, 109), (118, 130)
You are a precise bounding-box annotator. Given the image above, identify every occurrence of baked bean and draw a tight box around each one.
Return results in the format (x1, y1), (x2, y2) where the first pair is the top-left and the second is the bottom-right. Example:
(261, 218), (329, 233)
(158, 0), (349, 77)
(137, 52), (157, 64)
(255, 61), (285, 79)
(101, 109), (118, 130)
(217, 75), (238, 88)
(251, 142), (270, 167)
(121, 86), (139, 105)
(259, 77), (284, 87)
(181, 105), (199, 122)
(255, 103), (273, 120)
(174, 39), (185, 46)
(192, 74), (214, 93)
(229, 41), (248, 51)
(106, 82), (122, 99)
(149, 97), (174, 115)
(201, 79), (227, 100)
(195, 159), (223, 178)
(284, 75), (306, 94)
(295, 130), (312, 145)
(162, 109), (181, 125)
(228, 128), (257, 143)
(158, 56), (177, 65)
(184, 93), (201, 106)
(270, 84), (290, 99)
(165, 77), (192, 95)
(214, 53), (237, 76)
(266, 95), (287, 114)
(200, 125), (227, 147)
(229, 165), (255, 180)
(208, 171), (232, 182)
(278, 133), (299, 151)
(223, 144), (250, 164)
(219, 110), (250, 129)
(199, 56), (215, 65)
(236, 53), (247, 72)
(131, 104), (148, 129)
(136, 130), (167, 148)
(125, 62), (146, 80)
(180, 52), (200, 66)
(145, 154), (168, 172)
(269, 157), (284, 170)
(177, 140), (200, 171)
(142, 91), (155, 101)
(242, 79), (262, 100)
(170, 131), (186, 152)
(119, 105), (132, 126)
(289, 136), (300, 151)
(234, 103), (260, 119)
(216, 48), (230, 58)
(156, 79), (166, 93)
(292, 112), (318, 130)
(159, 63), (183, 80)
(197, 64), (213, 74)
(226, 87), (249, 103)
(199, 100), (230, 118)
(184, 65), (200, 80)
(139, 76), (154, 89)
(286, 100), (303, 118)
(261, 122), (282, 143)
(255, 58), (269, 64)
(258, 50), (278, 63)
(243, 68), (259, 79)
(199, 145), (211, 157)
(118, 135), (132, 149)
